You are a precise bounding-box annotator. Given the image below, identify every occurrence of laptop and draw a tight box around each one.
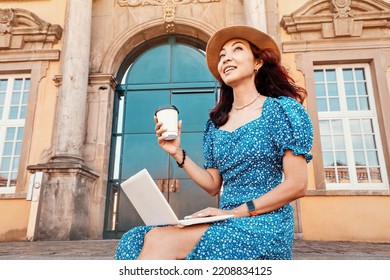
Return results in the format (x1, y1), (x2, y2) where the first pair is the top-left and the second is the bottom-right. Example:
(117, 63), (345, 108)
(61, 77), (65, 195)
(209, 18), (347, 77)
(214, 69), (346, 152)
(121, 168), (233, 227)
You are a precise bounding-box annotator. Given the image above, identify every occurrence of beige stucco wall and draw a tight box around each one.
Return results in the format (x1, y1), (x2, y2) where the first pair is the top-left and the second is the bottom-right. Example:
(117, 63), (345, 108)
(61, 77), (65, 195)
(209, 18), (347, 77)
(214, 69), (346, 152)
(279, 0), (308, 13)
(387, 65), (390, 97)
(29, 65), (61, 164)
(0, 199), (30, 241)
(301, 196), (390, 242)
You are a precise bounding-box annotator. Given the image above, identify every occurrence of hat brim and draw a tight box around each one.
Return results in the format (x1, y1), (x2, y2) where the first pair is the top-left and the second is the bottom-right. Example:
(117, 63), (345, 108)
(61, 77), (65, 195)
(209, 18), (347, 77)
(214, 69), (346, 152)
(206, 25), (281, 81)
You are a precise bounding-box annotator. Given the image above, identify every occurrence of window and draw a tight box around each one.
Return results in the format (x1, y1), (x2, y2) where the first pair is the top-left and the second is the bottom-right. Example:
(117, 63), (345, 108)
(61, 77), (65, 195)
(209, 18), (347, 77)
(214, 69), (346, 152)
(314, 65), (388, 190)
(0, 76), (29, 193)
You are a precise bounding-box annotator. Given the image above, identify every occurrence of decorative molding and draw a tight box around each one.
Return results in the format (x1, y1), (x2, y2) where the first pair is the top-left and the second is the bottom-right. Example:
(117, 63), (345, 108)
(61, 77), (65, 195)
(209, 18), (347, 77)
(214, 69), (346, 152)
(306, 189), (390, 196)
(118, 0), (219, 7)
(27, 161), (99, 181)
(0, 49), (60, 62)
(282, 37), (390, 53)
(0, 8), (15, 35)
(118, 0), (220, 33)
(88, 74), (118, 89)
(52, 74), (118, 89)
(332, 0), (353, 19)
(281, 0), (390, 39)
(0, 8), (62, 50)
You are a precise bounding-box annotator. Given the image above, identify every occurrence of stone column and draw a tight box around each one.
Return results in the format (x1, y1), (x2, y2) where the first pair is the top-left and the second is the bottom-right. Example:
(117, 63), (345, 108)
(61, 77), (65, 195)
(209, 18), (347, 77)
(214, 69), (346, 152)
(53, 0), (92, 161)
(243, 0), (267, 31)
(28, 0), (99, 241)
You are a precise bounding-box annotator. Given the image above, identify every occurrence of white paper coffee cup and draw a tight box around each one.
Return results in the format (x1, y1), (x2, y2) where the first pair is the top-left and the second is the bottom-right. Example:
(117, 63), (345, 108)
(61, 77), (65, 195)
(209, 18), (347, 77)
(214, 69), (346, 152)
(155, 105), (179, 140)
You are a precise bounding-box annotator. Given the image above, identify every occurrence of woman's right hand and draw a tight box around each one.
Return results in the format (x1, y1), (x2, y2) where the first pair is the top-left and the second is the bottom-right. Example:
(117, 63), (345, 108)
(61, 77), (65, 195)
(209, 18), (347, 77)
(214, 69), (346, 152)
(154, 116), (182, 157)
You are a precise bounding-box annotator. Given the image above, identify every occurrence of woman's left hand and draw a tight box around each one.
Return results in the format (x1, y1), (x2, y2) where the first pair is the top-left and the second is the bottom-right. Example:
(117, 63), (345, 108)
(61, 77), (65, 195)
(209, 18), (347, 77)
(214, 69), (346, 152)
(154, 116), (182, 156)
(187, 207), (234, 219)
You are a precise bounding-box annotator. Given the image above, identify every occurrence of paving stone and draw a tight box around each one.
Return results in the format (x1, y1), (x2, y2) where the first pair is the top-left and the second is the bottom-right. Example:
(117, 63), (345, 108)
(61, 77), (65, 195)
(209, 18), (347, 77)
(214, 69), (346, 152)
(0, 239), (389, 260)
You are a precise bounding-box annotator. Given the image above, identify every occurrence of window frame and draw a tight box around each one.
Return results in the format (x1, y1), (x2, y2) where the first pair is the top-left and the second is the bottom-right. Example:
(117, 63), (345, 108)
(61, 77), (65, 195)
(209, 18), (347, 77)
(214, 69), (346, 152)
(0, 75), (30, 194)
(314, 64), (388, 190)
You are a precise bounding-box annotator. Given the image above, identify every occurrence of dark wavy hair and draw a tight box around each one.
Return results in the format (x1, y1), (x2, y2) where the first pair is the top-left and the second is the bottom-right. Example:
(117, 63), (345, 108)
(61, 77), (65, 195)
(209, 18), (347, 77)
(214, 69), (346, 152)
(209, 43), (307, 126)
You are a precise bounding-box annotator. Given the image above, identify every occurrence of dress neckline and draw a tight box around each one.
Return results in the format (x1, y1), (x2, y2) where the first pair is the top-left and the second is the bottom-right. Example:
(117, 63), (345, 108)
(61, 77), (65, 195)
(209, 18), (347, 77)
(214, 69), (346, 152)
(217, 97), (269, 134)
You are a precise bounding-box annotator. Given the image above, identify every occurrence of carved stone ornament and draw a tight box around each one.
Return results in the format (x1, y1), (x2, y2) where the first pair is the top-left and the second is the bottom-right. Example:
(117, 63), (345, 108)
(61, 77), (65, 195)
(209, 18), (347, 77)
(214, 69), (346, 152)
(165, 22), (176, 33)
(332, 0), (354, 18)
(118, 0), (220, 33)
(164, 0), (176, 23)
(281, 0), (390, 39)
(0, 8), (15, 35)
(118, 0), (219, 7)
(0, 8), (62, 49)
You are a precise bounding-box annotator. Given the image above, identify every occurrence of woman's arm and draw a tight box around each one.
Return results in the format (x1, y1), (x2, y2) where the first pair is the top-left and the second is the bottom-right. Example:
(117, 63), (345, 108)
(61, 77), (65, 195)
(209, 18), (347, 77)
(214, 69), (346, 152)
(189, 149), (308, 219)
(173, 149), (222, 196)
(155, 118), (223, 196)
(232, 150), (308, 217)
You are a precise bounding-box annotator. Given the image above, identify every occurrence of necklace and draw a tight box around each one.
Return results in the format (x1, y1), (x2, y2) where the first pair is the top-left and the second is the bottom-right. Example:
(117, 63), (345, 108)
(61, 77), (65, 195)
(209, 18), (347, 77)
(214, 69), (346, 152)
(232, 95), (261, 110)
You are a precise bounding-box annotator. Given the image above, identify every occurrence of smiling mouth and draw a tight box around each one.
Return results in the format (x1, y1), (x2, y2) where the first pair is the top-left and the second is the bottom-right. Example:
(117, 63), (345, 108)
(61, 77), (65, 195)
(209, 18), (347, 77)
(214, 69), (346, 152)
(224, 66), (236, 74)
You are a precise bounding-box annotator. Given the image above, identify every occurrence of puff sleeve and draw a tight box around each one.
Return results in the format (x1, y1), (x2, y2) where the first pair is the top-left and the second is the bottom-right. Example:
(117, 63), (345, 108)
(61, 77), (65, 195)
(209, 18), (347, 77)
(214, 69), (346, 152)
(202, 119), (218, 169)
(270, 96), (313, 163)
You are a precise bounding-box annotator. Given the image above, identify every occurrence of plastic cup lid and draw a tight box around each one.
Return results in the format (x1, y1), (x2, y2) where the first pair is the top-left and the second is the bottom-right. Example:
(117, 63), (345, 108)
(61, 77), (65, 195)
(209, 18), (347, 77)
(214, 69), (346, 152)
(155, 105), (179, 116)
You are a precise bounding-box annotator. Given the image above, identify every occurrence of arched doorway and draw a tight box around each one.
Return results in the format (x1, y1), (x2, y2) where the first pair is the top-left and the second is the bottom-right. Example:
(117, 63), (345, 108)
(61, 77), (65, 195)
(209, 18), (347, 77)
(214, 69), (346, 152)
(104, 36), (219, 238)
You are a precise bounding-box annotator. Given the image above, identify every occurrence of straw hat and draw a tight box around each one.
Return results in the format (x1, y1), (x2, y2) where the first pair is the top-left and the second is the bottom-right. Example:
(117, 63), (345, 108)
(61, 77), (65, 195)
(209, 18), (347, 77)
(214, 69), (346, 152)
(206, 25), (281, 81)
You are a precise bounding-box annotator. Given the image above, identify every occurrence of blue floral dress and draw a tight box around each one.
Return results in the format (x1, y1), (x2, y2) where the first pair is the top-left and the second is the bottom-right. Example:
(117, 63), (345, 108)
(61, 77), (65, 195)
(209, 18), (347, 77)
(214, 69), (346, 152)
(115, 96), (313, 260)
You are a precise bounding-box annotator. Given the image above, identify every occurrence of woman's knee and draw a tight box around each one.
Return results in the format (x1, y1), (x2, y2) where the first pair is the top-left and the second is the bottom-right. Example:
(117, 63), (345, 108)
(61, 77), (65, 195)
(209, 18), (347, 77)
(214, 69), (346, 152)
(143, 227), (171, 247)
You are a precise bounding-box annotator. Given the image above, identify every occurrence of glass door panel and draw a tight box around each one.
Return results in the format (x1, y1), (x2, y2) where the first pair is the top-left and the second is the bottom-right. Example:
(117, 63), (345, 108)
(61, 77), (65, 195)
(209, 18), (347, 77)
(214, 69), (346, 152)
(121, 134), (168, 179)
(171, 44), (215, 83)
(105, 38), (219, 238)
(124, 90), (169, 133)
(172, 90), (215, 132)
(169, 178), (218, 219)
(169, 90), (217, 219)
(126, 45), (171, 84)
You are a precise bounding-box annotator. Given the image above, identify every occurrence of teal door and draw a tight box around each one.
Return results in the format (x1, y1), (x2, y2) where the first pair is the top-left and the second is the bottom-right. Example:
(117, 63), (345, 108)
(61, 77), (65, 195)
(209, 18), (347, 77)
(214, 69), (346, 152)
(104, 37), (219, 238)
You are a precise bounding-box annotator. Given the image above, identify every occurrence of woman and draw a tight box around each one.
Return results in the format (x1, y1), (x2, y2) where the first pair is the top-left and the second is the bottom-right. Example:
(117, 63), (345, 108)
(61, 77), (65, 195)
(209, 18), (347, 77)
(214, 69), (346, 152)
(115, 25), (313, 260)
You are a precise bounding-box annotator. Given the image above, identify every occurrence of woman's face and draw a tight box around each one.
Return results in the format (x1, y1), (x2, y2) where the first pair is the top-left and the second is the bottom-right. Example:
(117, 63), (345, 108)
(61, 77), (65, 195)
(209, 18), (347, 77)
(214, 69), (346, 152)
(217, 39), (260, 87)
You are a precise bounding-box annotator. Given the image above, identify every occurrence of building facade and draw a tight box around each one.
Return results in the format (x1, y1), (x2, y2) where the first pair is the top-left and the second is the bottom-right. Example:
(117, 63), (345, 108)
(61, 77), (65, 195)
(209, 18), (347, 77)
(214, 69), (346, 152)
(0, 0), (389, 242)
